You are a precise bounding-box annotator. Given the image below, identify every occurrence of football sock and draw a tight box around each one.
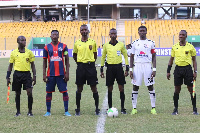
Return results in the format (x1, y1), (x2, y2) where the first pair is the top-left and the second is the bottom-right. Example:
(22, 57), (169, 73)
(120, 91), (125, 109)
(28, 95), (33, 113)
(46, 93), (52, 112)
(173, 93), (179, 108)
(132, 90), (138, 109)
(76, 91), (81, 109)
(15, 94), (20, 113)
(108, 91), (112, 108)
(190, 93), (197, 109)
(149, 90), (156, 108)
(93, 92), (99, 109)
(63, 92), (69, 112)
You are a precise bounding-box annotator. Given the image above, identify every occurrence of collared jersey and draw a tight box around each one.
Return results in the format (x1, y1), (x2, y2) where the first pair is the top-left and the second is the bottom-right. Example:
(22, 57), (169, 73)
(9, 48), (35, 71)
(73, 38), (97, 63)
(43, 42), (68, 76)
(171, 42), (196, 66)
(101, 41), (129, 66)
(130, 39), (156, 63)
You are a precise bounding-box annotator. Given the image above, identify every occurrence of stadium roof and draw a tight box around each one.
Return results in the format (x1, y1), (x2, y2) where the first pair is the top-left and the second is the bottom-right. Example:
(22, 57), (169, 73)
(0, 0), (199, 9)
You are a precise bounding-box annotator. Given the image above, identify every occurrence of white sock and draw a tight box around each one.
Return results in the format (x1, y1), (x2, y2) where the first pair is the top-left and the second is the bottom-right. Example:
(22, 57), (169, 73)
(132, 90), (138, 109)
(149, 90), (156, 108)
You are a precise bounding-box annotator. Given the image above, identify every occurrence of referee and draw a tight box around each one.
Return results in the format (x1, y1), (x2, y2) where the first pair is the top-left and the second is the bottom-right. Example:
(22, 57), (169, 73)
(100, 28), (129, 114)
(167, 30), (198, 115)
(6, 36), (36, 116)
(73, 24), (100, 116)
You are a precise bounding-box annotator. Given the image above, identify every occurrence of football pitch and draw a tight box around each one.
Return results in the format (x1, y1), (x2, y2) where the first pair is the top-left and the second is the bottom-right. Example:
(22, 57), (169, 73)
(0, 56), (200, 133)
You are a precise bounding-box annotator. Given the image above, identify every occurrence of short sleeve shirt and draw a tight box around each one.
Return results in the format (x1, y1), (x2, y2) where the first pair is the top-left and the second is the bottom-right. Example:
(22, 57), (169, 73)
(9, 48), (35, 71)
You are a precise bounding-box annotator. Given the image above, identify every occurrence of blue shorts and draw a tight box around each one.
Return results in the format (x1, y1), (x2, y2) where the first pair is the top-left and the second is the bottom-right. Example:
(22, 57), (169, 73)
(46, 75), (67, 93)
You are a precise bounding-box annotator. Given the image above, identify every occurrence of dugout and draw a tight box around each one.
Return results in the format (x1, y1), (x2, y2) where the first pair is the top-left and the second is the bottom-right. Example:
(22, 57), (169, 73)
(28, 37), (51, 49)
(187, 35), (200, 47)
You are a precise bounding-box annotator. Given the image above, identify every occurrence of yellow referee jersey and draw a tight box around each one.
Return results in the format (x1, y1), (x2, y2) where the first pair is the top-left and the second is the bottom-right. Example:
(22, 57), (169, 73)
(171, 42), (196, 66)
(73, 38), (97, 63)
(9, 48), (35, 71)
(101, 41), (129, 66)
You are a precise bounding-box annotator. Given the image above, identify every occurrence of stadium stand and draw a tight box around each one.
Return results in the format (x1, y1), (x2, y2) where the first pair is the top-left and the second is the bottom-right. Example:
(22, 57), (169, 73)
(0, 19), (200, 50)
(0, 21), (116, 49)
(125, 20), (200, 48)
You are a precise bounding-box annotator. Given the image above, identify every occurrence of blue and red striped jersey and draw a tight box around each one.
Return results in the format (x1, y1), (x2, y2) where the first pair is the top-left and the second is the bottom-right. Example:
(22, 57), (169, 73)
(43, 42), (68, 77)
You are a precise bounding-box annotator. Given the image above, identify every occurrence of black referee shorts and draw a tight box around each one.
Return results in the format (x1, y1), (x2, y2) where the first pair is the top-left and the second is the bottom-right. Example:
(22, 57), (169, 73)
(76, 62), (98, 86)
(174, 65), (193, 87)
(106, 64), (126, 86)
(12, 71), (33, 92)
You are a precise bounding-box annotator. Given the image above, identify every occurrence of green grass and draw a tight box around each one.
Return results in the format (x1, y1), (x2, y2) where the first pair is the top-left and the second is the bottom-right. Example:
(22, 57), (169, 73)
(0, 57), (200, 133)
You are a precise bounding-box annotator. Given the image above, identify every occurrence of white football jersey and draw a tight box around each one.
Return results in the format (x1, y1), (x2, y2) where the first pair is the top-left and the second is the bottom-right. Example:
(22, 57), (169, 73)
(130, 39), (155, 63)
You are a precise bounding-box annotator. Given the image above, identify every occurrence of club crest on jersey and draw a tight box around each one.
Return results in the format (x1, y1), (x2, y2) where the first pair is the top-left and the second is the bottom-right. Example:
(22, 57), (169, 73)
(144, 44), (149, 48)
(185, 51), (189, 55)
(89, 45), (92, 50)
(50, 56), (62, 61)
(26, 58), (29, 62)
(117, 51), (121, 56)
(137, 51), (148, 57)
(58, 47), (63, 51)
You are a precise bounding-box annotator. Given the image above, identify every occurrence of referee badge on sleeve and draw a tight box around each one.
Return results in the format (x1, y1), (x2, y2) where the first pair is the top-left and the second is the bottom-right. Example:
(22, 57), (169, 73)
(89, 45), (92, 50)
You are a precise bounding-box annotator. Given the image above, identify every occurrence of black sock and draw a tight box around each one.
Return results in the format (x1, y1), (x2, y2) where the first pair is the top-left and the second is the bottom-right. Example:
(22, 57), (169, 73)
(28, 95), (33, 113)
(190, 93), (197, 110)
(15, 94), (20, 113)
(93, 92), (99, 109)
(108, 91), (112, 108)
(173, 93), (179, 109)
(120, 91), (125, 109)
(76, 92), (81, 109)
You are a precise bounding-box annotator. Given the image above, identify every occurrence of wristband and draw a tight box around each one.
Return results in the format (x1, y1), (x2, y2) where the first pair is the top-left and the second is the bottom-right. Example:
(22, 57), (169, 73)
(153, 68), (156, 71)
(130, 68), (133, 71)
(100, 66), (103, 73)
(6, 71), (11, 79)
(167, 65), (172, 73)
(126, 65), (129, 71)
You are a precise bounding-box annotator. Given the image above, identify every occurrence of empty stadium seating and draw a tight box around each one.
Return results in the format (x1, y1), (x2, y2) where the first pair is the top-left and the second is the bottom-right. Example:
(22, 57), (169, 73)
(0, 20), (199, 50)
(0, 21), (116, 49)
(125, 20), (200, 48)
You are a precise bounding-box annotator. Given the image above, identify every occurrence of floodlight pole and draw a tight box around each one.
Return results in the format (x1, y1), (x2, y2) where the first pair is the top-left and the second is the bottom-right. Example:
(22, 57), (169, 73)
(87, 0), (89, 24)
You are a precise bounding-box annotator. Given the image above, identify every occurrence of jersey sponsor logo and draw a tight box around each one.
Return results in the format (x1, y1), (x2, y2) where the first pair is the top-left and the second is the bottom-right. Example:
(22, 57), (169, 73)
(117, 51), (121, 56)
(50, 56), (62, 61)
(137, 51), (148, 57)
(53, 51), (57, 54)
(58, 47), (63, 51)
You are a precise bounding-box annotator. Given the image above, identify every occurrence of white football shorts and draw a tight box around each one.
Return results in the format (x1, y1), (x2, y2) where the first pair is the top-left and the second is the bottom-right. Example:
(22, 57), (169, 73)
(131, 62), (155, 86)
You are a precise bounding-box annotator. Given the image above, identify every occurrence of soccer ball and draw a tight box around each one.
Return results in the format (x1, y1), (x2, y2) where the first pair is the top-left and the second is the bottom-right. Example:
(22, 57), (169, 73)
(107, 107), (118, 118)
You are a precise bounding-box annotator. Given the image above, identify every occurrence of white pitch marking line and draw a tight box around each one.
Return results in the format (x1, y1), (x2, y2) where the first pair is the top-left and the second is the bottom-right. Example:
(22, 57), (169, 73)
(96, 92), (108, 133)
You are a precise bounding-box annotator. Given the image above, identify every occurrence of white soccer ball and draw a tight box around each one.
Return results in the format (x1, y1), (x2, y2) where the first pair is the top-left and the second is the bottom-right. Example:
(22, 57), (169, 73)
(107, 107), (118, 118)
